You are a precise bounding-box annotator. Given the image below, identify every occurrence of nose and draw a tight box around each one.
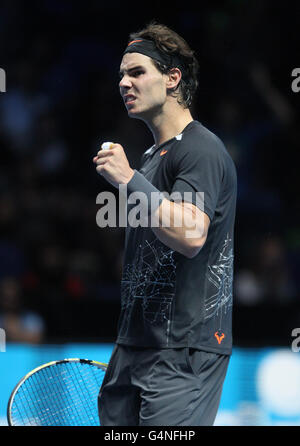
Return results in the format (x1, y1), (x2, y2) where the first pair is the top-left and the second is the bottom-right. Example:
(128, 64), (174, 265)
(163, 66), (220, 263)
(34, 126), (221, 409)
(119, 74), (132, 90)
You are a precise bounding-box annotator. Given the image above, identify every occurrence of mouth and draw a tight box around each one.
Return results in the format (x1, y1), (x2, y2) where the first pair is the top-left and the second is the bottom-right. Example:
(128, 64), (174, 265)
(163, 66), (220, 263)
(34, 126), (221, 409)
(124, 94), (136, 105)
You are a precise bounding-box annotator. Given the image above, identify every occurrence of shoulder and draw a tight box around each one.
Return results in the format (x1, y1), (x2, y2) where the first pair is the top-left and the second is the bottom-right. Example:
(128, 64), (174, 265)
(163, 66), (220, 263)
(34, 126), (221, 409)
(170, 121), (225, 166)
(177, 121), (236, 173)
(180, 121), (228, 158)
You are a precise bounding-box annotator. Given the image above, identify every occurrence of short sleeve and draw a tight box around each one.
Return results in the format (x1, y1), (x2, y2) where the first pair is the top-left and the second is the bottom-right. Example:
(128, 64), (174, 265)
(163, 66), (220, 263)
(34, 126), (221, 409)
(170, 134), (224, 221)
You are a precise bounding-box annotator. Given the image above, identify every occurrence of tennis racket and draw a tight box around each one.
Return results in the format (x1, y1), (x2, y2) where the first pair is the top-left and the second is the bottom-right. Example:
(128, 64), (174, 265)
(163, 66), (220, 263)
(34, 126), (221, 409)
(7, 358), (107, 426)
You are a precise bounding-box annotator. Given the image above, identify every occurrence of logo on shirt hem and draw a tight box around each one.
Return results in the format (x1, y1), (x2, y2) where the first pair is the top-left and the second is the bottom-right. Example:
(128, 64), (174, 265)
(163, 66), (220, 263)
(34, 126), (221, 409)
(214, 331), (225, 344)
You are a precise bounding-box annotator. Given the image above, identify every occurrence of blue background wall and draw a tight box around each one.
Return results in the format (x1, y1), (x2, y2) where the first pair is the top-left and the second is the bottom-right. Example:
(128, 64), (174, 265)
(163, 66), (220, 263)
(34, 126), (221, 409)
(1, 344), (300, 426)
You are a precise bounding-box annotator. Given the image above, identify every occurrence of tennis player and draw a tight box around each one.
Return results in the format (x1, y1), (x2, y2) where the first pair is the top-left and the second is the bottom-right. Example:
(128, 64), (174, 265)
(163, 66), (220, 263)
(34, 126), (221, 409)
(94, 22), (237, 426)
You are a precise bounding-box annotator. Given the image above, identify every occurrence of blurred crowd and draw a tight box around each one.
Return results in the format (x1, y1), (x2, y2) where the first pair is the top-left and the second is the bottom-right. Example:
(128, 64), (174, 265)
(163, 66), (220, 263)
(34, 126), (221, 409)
(0, 0), (299, 345)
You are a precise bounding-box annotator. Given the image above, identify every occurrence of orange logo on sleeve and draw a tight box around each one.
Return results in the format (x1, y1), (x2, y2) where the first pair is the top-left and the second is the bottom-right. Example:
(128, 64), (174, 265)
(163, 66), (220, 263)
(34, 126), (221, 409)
(160, 149), (168, 156)
(214, 332), (225, 344)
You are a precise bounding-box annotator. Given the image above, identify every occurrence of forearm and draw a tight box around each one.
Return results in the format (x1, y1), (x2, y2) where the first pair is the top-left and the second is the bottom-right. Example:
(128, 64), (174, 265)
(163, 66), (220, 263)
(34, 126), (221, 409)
(125, 170), (207, 258)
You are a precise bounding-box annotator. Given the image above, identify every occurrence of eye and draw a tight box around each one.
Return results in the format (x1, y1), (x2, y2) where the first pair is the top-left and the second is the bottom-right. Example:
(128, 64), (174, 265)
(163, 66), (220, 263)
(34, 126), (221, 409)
(118, 70), (144, 82)
(131, 70), (144, 77)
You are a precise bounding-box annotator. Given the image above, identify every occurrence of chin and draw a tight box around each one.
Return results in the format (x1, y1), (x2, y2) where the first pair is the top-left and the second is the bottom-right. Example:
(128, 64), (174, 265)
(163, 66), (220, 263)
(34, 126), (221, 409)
(127, 107), (143, 119)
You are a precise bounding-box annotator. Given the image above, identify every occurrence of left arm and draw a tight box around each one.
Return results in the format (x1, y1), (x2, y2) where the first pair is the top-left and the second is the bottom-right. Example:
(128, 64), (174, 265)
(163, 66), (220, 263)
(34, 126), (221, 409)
(151, 199), (210, 258)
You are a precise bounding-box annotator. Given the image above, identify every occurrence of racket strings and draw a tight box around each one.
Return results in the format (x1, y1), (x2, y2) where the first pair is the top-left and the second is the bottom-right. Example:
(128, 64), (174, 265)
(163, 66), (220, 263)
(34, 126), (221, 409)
(13, 372), (52, 425)
(10, 361), (106, 426)
(66, 363), (98, 424)
(14, 367), (71, 426)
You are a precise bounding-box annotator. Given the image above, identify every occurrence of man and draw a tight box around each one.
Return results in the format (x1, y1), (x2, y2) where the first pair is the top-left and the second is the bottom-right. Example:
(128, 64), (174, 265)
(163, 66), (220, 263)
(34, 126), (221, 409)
(93, 22), (237, 426)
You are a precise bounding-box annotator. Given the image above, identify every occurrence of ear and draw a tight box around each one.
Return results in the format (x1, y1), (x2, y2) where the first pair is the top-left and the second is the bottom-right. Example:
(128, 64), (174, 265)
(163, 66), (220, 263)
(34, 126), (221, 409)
(165, 67), (182, 91)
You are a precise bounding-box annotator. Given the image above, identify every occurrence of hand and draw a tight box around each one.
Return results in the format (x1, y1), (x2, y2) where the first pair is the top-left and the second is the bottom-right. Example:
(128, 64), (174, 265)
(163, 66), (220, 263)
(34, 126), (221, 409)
(93, 143), (135, 188)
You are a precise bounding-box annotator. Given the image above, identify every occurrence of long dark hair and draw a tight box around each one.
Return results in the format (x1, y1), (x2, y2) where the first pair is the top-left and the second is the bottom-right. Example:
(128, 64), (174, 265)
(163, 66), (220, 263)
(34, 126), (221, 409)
(128, 21), (199, 109)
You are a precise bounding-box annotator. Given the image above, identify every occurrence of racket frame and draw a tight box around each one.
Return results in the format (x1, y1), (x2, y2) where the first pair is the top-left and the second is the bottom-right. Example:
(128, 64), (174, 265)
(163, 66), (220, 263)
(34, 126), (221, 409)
(7, 358), (107, 426)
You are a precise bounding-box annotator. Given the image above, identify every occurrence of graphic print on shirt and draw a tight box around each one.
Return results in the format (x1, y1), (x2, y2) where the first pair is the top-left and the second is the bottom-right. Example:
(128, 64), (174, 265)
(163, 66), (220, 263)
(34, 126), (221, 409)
(205, 234), (234, 329)
(119, 239), (177, 344)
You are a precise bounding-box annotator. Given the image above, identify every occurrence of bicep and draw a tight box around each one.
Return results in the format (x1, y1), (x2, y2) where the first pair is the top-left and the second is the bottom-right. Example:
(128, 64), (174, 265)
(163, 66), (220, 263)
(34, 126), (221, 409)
(179, 201), (210, 244)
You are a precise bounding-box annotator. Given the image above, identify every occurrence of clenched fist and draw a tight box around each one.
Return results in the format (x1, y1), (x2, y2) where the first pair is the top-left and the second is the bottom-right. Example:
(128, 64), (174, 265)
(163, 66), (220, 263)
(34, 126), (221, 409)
(93, 143), (134, 188)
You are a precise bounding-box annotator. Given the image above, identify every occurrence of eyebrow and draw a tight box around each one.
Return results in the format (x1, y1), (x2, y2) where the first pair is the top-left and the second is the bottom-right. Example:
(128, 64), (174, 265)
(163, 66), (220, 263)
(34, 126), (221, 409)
(119, 65), (145, 77)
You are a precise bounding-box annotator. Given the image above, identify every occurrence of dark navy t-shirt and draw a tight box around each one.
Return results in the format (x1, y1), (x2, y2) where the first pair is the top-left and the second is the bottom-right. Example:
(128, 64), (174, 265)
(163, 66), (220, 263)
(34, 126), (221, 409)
(116, 120), (237, 355)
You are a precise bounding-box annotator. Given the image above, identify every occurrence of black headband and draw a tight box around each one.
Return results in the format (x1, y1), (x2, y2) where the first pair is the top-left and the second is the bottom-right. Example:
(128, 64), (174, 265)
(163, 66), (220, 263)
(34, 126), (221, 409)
(123, 38), (186, 75)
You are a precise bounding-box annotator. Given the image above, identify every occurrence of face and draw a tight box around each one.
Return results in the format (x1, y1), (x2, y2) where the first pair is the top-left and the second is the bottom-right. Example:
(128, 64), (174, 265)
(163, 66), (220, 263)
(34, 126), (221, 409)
(119, 52), (167, 120)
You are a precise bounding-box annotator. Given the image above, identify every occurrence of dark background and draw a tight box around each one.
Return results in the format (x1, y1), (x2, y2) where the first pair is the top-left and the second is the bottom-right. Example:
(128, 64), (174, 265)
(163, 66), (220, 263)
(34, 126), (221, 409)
(0, 0), (299, 347)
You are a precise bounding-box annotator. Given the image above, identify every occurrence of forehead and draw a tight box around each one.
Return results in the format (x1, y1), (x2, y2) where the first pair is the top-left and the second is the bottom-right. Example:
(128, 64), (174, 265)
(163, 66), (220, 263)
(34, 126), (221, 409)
(119, 52), (155, 72)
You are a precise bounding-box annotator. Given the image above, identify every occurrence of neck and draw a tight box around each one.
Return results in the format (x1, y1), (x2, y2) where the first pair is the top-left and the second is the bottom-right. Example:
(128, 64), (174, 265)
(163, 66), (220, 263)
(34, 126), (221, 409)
(144, 101), (194, 147)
